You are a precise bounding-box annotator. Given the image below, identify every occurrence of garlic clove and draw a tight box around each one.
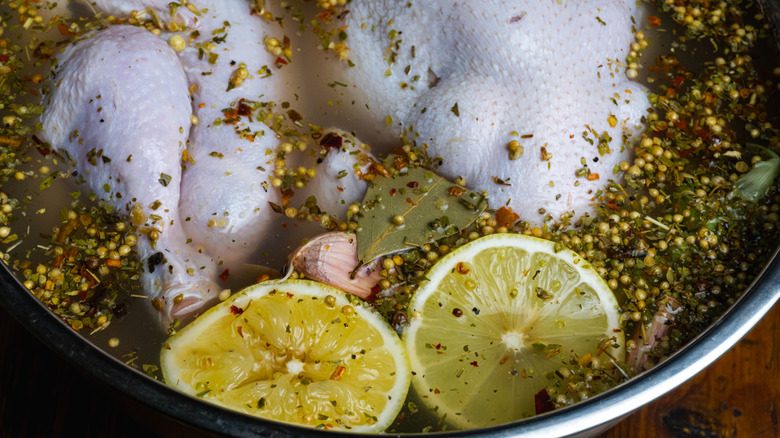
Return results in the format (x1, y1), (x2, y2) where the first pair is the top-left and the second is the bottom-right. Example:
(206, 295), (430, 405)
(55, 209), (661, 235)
(291, 231), (382, 299)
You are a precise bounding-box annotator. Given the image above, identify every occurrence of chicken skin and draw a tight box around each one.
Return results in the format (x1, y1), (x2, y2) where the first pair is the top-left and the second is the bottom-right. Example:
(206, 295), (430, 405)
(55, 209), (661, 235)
(320, 0), (649, 223)
(41, 25), (221, 324)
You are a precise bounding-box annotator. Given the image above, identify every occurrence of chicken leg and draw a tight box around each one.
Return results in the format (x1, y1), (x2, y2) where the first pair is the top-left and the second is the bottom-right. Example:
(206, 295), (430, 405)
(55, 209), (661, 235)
(41, 25), (221, 325)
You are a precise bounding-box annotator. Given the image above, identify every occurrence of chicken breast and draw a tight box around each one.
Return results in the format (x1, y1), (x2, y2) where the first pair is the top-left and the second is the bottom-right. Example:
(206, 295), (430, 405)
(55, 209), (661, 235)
(314, 0), (649, 224)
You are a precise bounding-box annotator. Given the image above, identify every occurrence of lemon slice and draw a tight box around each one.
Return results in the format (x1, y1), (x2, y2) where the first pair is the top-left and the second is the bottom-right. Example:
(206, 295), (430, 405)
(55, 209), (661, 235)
(160, 279), (410, 432)
(403, 234), (624, 429)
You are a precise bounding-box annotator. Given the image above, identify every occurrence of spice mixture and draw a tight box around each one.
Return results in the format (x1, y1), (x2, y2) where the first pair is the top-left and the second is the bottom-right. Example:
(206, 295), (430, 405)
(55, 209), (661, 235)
(0, 0), (779, 431)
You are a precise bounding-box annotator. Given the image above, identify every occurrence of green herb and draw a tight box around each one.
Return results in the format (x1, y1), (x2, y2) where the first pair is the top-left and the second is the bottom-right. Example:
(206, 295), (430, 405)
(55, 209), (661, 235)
(731, 145), (780, 202)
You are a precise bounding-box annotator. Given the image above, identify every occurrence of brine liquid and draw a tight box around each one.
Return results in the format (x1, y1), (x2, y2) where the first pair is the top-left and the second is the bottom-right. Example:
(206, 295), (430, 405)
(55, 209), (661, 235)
(1, 0), (779, 434)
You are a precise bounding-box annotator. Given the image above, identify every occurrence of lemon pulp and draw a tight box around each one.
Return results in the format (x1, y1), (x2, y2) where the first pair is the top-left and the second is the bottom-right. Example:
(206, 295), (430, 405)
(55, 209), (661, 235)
(160, 280), (410, 432)
(403, 234), (624, 429)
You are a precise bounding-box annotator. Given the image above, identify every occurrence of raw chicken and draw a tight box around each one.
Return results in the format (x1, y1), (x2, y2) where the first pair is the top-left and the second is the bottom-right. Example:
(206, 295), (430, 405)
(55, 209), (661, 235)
(41, 0), (371, 325)
(315, 0), (649, 224)
(41, 25), (221, 324)
(41, 0), (650, 324)
(91, 0), (370, 271)
(172, 0), (289, 272)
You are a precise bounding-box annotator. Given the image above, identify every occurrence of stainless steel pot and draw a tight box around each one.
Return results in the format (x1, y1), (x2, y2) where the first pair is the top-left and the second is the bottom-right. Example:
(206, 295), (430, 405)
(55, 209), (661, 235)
(2, 1), (780, 437)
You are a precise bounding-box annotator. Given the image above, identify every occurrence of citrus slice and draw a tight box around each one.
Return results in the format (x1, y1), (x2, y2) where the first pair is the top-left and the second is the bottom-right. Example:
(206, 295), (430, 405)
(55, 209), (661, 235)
(160, 279), (410, 432)
(403, 233), (624, 429)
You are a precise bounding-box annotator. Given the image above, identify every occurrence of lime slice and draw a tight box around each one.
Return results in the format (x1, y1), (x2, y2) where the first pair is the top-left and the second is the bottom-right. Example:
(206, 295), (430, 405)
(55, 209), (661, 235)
(403, 233), (624, 429)
(161, 279), (410, 432)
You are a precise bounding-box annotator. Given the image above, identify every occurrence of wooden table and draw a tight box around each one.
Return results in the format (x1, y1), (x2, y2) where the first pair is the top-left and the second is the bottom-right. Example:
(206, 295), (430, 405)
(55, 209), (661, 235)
(1, 300), (778, 437)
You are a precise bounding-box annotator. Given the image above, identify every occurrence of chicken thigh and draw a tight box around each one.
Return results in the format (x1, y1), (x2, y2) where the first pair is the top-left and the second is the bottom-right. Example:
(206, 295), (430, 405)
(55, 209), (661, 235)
(41, 25), (221, 324)
(317, 0), (649, 224)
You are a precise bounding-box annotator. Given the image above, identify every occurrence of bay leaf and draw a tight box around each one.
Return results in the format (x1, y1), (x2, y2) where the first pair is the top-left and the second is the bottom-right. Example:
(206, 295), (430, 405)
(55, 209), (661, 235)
(356, 165), (488, 262)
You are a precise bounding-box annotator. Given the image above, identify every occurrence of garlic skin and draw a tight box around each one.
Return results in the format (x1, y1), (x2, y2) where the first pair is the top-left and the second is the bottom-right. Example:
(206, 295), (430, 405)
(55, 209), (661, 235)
(627, 295), (683, 374)
(292, 232), (383, 299)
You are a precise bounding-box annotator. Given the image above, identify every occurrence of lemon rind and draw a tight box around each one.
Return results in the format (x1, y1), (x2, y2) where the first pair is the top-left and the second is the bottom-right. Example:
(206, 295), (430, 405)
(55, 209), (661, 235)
(161, 279), (411, 433)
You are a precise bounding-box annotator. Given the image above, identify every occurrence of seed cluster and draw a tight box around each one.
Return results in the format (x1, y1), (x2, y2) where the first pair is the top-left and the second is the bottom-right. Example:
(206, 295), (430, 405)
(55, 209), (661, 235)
(364, 0), (780, 413)
(15, 205), (142, 332)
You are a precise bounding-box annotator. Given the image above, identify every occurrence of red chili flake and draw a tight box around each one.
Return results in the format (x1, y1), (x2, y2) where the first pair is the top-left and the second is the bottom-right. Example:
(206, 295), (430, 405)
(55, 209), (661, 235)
(405, 197), (417, 206)
(678, 147), (696, 158)
(434, 343), (442, 350)
(320, 132), (343, 149)
(495, 206), (520, 228)
(274, 56), (288, 66)
(534, 389), (556, 415)
(433, 388), (441, 394)
(329, 364), (346, 381)
(33, 42), (55, 60)
(0, 55), (8, 62)
(236, 325), (244, 337)
(219, 268), (230, 283)
(236, 99), (252, 116)
(671, 75), (685, 88)
(364, 284), (381, 302)
(80, 265), (98, 287)
(647, 15), (661, 27)
(229, 305), (244, 315)
(674, 120), (689, 130)
(469, 361), (479, 367)
(499, 354), (510, 365)
(406, 181), (419, 188)
(57, 22), (77, 36)
(586, 173), (600, 181)
(389, 188), (397, 196)
(605, 201), (620, 211)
